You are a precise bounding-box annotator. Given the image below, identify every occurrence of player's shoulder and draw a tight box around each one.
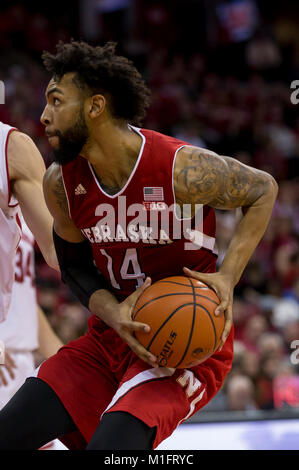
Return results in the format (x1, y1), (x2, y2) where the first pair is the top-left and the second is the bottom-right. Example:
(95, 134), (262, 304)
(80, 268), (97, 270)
(175, 144), (218, 168)
(177, 144), (218, 157)
(7, 131), (45, 180)
(7, 129), (36, 152)
(173, 145), (223, 197)
(7, 131), (34, 170)
(43, 163), (70, 217)
(43, 162), (62, 190)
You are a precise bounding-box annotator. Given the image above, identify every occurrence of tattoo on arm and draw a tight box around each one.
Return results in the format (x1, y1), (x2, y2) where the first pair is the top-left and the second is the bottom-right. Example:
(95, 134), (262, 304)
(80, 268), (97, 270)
(174, 147), (273, 209)
(52, 174), (69, 213)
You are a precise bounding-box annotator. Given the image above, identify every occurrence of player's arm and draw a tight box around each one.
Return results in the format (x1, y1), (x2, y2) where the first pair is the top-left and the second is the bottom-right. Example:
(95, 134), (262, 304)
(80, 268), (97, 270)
(7, 131), (58, 271)
(43, 162), (108, 302)
(43, 164), (157, 367)
(174, 146), (278, 350)
(37, 305), (64, 359)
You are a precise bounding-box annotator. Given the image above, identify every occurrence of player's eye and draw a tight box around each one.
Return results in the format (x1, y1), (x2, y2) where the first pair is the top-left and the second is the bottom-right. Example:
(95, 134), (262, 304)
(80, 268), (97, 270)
(53, 97), (60, 106)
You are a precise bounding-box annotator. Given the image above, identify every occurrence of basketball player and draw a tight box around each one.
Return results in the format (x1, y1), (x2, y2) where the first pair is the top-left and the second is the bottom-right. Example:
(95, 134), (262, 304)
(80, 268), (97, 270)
(0, 41), (278, 450)
(0, 219), (64, 451)
(0, 218), (63, 407)
(0, 121), (58, 326)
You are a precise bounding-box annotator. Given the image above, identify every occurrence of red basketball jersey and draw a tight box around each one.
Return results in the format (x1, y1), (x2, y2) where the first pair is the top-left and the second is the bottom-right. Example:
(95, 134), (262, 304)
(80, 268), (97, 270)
(61, 126), (218, 301)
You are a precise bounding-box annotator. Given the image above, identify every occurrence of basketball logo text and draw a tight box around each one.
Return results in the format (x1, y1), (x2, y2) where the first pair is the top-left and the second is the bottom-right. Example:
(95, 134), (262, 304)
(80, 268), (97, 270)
(157, 330), (177, 367)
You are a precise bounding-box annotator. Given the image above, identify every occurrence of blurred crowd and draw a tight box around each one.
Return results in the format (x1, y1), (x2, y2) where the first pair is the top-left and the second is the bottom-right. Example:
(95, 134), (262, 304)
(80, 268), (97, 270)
(0, 1), (298, 414)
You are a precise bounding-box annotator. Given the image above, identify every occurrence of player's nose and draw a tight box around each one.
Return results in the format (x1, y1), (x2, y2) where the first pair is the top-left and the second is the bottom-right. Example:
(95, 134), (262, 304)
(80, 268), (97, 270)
(40, 106), (51, 126)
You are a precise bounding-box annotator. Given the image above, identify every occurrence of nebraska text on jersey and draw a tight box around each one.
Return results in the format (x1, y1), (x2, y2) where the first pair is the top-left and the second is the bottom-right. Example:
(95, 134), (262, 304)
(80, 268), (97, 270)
(80, 197), (207, 249)
(82, 223), (174, 245)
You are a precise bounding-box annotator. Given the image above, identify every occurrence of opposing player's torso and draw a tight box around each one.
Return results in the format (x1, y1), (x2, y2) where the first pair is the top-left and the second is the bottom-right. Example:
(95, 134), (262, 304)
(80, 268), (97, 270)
(0, 122), (22, 321)
(61, 126), (217, 300)
(0, 219), (38, 350)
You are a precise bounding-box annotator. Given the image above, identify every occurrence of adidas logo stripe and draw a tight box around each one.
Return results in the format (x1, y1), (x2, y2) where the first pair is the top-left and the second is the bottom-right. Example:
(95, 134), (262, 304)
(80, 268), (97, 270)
(75, 184), (87, 195)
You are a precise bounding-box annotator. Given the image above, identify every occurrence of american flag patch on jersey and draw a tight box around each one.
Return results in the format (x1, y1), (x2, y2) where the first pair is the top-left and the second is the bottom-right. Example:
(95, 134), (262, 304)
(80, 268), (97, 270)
(143, 187), (164, 201)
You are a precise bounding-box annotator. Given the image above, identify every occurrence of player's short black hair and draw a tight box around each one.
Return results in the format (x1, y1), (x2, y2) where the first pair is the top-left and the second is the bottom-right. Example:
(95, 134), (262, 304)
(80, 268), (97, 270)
(42, 40), (151, 126)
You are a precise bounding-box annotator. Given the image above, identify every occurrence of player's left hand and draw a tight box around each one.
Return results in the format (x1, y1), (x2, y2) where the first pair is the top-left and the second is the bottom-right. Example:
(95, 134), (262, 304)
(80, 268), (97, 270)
(183, 267), (234, 352)
(0, 351), (17, 386)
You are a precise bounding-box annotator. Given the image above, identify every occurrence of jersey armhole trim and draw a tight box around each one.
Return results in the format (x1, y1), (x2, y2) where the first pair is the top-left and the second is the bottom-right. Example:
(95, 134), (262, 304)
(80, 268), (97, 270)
(60, 166), (73, 220)
(5, 128), (19, 208)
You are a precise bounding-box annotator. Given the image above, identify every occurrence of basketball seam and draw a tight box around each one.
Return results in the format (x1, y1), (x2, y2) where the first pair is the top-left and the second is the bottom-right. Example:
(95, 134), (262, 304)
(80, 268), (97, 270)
(174, 301), (217, 367)
(173, 278), (197, 368)
(145, 303), (195, 350)
(157, 280), (209, 288)
(196, 303), (217, 352)
(133, 292), (218, 320)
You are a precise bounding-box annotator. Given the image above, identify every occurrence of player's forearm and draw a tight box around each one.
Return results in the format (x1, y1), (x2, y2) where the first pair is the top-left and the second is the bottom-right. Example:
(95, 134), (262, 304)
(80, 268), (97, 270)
(219, 178), (278, 285)
(89, 289), (120, 323)
(28, 225), (59, 272)
(53, 229), (112, 310)
(38, 306), (63, 358)
(14, 181), (59, 271)
(43, 245), (59, 272)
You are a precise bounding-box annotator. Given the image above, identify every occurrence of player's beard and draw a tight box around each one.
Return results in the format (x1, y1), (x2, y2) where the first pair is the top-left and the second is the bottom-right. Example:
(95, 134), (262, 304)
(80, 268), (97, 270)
(52, 105), (89, 165)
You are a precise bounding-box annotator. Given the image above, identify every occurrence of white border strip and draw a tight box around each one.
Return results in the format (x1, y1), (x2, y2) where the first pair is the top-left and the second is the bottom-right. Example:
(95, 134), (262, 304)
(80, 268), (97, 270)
(102, 366), (175, 417)
(32, 363), (43, 378)
(178, 388), (206, 426)
(60, 166), (72, 220)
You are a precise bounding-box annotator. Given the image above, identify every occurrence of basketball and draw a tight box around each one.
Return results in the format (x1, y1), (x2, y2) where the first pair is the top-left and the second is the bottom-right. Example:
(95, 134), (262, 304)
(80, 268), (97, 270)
(133, 276), (225, 369)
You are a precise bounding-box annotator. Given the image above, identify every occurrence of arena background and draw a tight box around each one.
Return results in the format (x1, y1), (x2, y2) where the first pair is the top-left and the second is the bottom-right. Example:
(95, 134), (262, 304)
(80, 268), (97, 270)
(0, 0), (298, 450)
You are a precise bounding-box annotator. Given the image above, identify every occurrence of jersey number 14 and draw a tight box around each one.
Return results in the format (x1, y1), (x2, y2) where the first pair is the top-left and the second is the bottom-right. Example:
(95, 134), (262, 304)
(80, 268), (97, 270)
(100, 248), (145, 290)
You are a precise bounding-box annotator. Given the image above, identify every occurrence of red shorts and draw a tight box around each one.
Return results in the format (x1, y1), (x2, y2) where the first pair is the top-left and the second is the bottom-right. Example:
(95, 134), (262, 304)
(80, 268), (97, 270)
(36, 315), (234, 449)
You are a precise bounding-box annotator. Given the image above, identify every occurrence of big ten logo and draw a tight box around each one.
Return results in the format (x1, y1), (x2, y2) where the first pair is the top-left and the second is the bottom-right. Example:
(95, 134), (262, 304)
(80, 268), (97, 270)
(290, 80), (299, 105)
(290, 340), (299, 365)
(0, 340), (5, 365)
(0, 81), (5, 104)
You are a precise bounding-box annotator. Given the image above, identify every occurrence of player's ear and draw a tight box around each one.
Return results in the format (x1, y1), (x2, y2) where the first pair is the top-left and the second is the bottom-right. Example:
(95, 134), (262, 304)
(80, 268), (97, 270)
(88, 94), (106, 119)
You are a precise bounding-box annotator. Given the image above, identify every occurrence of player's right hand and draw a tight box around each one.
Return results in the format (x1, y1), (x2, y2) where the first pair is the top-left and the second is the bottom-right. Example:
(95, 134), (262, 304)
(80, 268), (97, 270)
(0, 351), (17, 386)
(105, 278), (158, 368)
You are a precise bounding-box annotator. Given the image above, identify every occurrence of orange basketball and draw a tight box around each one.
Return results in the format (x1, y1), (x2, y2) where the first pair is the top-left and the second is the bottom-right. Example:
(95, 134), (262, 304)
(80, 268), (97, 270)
(133, 276), (224, 368)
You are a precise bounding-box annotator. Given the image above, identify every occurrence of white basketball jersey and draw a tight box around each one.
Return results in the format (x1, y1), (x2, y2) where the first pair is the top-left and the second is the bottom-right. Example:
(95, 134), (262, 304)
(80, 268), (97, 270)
(0, 219), (39, 350)
(0, 121), (22, 322)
